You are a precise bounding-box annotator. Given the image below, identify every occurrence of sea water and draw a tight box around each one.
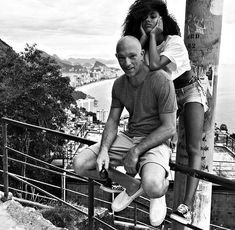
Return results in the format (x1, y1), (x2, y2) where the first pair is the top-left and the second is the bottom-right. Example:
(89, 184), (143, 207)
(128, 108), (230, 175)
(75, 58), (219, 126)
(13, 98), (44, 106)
(77, 64), (235, 133)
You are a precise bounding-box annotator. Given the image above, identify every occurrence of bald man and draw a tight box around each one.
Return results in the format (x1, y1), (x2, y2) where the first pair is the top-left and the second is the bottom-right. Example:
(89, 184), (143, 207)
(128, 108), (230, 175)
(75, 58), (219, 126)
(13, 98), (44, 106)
(73, 36), (177, 226)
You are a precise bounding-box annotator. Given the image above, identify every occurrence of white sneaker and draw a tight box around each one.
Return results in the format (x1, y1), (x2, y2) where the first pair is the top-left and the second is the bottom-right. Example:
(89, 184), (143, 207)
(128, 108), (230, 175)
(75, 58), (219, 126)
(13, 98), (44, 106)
(149, 195), (167, 226)
(111, 187), (144, 212)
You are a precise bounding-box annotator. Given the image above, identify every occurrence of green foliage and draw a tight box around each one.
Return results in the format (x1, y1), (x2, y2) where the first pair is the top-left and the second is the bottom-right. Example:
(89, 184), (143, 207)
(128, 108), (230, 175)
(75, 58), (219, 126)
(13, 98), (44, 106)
(0, 44), (75, 128)
(0, 44), (76, 189)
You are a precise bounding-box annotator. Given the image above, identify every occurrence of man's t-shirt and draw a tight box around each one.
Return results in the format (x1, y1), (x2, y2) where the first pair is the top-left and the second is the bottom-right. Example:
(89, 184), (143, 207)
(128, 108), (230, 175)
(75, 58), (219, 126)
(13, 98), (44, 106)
(111, 70), (177, 137)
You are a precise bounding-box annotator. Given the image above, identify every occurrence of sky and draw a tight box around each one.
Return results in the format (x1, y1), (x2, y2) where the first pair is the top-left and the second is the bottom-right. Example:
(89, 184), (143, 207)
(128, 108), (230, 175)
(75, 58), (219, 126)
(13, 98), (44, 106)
(1, 0), (235, 63)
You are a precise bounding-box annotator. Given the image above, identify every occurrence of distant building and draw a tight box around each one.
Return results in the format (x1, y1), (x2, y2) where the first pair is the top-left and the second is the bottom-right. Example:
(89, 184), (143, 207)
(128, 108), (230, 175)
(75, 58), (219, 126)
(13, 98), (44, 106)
(76, 97), (96, 113)
(96, 110), (108, 123)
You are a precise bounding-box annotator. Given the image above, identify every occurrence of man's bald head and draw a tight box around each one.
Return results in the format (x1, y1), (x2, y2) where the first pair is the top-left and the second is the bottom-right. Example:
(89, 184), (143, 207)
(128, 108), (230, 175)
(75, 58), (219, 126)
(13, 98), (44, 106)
(115, 36), (145, 77)
(116, 36), (142, 54)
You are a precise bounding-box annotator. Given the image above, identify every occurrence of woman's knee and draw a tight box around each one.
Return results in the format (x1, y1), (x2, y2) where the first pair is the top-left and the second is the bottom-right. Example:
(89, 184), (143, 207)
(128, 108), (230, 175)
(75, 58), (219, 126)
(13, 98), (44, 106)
(186, 142), (201, 158)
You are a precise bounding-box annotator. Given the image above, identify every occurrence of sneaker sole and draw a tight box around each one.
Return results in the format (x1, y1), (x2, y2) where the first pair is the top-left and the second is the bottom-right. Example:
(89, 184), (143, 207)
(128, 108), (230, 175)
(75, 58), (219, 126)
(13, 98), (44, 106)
(100, 185), (123, 193)
(170, 213), (190, 225)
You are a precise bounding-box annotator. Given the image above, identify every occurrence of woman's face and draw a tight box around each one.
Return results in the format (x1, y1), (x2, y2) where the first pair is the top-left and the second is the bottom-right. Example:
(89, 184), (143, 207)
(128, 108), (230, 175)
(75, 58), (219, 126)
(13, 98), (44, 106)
(142, 10), (161, 33)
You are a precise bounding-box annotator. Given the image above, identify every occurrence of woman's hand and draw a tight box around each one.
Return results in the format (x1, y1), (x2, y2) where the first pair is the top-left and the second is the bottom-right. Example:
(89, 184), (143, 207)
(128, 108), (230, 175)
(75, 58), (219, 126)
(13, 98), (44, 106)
(140, 22), (148, 46)
(140, 22), (147, 37)
(150, 17), (163, 36)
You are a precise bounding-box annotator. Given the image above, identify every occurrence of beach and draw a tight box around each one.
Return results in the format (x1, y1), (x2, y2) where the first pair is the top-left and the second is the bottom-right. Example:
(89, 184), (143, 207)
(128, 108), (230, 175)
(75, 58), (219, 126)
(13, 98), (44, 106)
(78, 64), (235, 133)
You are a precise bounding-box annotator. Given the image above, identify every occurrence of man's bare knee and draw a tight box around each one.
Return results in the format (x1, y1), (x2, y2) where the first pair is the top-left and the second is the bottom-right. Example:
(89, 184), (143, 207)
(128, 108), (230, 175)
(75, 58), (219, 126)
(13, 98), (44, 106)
(72, 149), (97, 176)
(73, 155), (86, 176)
(142, 178), (168, 198)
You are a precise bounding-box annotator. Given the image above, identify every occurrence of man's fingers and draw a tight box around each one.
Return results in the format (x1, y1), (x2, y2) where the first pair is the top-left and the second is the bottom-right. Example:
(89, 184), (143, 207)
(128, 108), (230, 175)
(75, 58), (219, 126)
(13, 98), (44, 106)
(97, 161), (102, 172)
(104, 160), (109, 170)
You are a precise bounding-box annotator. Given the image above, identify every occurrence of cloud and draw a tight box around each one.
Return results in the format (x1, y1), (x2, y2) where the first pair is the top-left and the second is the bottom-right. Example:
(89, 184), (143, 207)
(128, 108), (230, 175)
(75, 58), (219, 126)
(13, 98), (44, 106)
(0, 0), (134, 59)
(0, 0), (234, 62)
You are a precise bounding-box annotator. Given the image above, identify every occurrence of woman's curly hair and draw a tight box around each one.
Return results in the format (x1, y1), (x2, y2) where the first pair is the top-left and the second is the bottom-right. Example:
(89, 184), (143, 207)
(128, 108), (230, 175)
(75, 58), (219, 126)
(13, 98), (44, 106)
(122, 0), (181, 39)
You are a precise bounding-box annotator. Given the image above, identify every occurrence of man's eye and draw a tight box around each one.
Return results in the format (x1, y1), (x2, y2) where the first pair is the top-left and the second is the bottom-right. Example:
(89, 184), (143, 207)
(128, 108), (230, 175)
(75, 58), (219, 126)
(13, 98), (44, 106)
(130, 55), (137, 59)
(118, 58), (125, 62)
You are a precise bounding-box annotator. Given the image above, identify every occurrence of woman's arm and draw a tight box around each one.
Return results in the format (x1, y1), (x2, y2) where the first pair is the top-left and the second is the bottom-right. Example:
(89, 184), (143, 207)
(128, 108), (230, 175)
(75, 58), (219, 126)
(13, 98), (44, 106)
(148, 18), (171, 70)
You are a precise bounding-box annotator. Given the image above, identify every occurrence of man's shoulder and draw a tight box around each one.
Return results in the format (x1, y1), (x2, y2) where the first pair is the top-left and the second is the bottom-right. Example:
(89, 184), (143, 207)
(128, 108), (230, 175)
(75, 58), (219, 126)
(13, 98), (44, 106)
(114, 74), (127, 85)
(148, 70), (172, 84)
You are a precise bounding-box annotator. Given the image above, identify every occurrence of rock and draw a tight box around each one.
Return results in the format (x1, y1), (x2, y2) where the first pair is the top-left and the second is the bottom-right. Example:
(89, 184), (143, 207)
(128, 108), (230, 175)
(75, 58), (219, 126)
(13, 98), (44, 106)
(0, 200), (67, 230)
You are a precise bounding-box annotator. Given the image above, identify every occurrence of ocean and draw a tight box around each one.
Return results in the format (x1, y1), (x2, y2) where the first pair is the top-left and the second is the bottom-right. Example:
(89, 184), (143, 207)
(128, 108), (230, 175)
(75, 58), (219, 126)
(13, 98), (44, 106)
(77, 64), (235, 133)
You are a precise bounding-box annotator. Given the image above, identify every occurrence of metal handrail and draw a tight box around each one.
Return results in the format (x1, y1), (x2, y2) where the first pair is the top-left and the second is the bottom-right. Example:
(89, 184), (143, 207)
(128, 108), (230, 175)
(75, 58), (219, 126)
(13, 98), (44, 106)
(1, 117), (117, 230)
(1, 117), (234, 230)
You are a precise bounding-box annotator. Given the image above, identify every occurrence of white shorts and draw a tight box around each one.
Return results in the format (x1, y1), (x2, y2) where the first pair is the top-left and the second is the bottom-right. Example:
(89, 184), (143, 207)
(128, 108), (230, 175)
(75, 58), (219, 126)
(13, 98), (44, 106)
(87, 132), (171, 175)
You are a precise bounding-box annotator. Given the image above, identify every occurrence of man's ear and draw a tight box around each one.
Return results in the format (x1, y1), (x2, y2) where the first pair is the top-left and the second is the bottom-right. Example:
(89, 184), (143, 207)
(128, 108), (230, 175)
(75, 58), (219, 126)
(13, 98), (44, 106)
(141, 49), (145, 58)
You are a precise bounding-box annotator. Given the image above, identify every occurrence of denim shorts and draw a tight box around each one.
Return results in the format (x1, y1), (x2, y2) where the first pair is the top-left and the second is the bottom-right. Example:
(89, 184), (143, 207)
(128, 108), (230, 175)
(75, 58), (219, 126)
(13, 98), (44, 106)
(87, 132), (171, 175)
(175, 79), (208, 115)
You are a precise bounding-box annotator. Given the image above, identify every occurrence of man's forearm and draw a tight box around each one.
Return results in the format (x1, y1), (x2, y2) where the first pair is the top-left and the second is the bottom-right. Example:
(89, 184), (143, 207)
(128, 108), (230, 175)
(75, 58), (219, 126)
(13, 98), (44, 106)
(134, 124), (176, 157)
(99, 120), (118, 152)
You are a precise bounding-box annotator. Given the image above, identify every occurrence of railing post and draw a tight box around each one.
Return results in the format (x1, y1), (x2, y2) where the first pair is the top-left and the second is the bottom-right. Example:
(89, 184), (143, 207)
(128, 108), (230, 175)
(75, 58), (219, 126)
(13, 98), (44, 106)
(88, 178), (94, 230)
(61, 172), (66, 201)
(2, 121), (9, 200)
(225, 134), (228, 147)
(232, 138), (234, 152)
(134, 203), (137, 226)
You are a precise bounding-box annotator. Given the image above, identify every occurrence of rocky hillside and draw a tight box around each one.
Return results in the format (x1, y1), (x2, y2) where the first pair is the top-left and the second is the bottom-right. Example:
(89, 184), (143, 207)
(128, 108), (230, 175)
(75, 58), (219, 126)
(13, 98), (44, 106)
(0, 199), (66, 230)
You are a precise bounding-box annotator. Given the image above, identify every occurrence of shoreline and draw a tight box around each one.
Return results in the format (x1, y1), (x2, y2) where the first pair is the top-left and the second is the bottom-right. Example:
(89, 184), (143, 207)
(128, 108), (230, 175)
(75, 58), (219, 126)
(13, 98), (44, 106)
(75, 77), (117, 90)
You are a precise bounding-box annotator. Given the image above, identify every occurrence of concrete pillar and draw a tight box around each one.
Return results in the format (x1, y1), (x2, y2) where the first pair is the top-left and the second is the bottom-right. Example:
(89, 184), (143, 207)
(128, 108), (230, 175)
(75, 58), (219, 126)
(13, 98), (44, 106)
(172, 0), (224, 229)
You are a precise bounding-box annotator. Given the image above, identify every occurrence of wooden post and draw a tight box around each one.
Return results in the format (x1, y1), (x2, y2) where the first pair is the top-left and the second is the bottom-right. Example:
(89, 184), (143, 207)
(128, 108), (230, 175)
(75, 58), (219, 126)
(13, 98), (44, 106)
(172, 0), (224, 229)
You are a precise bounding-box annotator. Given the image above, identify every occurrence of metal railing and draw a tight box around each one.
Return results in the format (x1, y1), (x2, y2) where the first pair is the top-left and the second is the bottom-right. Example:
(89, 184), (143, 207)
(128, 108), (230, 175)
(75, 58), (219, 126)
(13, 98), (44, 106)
(1, 117), (235, 230)
(215, 132), (235, 153)
(1, 117), (118, 230)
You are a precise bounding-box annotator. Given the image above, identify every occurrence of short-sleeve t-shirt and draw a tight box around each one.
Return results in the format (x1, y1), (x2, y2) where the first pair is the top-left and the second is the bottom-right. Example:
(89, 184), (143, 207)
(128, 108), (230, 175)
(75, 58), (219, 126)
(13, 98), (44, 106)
(111, 69), (177, 138)
(144, 35), (191, 80)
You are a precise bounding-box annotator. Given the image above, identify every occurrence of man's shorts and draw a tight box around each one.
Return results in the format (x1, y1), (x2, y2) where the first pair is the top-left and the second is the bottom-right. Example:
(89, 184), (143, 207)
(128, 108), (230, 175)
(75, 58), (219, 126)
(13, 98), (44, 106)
(87, 132), (171, 175)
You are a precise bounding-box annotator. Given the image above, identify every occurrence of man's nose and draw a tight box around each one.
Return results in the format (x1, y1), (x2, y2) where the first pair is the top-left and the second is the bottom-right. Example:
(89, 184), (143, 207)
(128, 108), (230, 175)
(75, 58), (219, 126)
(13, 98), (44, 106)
(124, 58), (131, 66)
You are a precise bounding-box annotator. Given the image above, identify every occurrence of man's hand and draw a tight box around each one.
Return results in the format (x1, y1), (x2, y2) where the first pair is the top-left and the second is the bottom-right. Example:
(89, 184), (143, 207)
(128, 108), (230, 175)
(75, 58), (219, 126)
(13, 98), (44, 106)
(150, 17), (163, 36)
(123, 147), (139, 175)
(96, 150), (110, 172)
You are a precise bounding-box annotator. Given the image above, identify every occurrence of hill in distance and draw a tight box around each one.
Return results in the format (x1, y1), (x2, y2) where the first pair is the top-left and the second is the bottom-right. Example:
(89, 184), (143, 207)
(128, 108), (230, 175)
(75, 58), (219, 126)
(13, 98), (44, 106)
(0, 38), (119, 71)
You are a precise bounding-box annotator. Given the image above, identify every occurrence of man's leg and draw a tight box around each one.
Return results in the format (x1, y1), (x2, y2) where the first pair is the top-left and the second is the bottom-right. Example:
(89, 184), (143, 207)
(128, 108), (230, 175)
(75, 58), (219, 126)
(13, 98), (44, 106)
(73, 142), (141, 193)
(141, 162), (169, 227)
(141, 162), (168, 198)
(73, 146), (100, 180)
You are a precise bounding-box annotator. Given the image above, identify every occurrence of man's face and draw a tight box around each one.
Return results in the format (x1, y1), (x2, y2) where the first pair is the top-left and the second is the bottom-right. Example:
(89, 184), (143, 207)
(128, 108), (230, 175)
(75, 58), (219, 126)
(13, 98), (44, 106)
(116, 39), (144, 78)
